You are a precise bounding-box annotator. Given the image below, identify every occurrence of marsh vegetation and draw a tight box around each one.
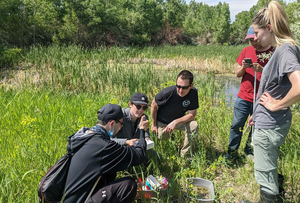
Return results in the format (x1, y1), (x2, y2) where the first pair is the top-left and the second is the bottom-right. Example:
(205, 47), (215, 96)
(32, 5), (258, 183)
(0, 45), (299, 202)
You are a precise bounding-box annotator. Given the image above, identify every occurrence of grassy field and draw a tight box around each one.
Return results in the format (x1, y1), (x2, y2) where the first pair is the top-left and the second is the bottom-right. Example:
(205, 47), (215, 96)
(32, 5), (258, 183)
(0, 45), (299, 203)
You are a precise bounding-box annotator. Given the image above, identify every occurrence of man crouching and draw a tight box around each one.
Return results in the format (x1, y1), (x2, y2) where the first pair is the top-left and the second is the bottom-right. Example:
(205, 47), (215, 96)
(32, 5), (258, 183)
(63, 103), (149, 203)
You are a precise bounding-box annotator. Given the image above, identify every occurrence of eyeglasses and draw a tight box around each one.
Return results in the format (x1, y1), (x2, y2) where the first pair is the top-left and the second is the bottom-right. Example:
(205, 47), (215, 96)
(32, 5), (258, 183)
(115, 119), (124, 126)
(176, 84), (190, 90)
(133, 103), (148, 111)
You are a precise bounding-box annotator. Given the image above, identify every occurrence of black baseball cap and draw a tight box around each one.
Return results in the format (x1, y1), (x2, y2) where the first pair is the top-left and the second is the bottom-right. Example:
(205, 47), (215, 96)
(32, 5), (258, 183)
(97, 103), (123, 122)
(130, 93), (149, 106)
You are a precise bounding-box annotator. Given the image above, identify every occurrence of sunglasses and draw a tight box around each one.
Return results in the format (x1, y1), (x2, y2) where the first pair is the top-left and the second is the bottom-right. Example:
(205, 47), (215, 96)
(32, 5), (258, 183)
(176, 84), (190, 90)
(115, 119), (124, 126)
(133, 103), (148, 111)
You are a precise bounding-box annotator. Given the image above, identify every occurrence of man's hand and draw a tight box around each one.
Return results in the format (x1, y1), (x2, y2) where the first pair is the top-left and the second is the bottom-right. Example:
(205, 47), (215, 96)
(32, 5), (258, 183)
(242, 60), (250, 69)
(259, 92), (281, 112)
(126, 139), (138, 146)
(248, 115), (254, 126)
(151, 125), (158, 135)
(139, 115), (149, 130)
(252, 62), (263, 72)
(165, 121), (176, 133)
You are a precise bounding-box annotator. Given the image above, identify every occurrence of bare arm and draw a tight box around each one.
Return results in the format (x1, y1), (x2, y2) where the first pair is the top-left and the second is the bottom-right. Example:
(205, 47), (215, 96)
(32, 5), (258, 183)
(236, 64), (246, 78)
(236, 59), (248, 78)
(259, 70), (300, 111)
(151, 99), (159, 134)
(165, 109), (197, 133)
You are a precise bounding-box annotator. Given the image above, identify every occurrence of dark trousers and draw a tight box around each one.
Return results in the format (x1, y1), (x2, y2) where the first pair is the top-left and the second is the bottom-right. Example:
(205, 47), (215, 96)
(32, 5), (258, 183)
(228, 97), (253, 155)
(86, 177), (137, 203)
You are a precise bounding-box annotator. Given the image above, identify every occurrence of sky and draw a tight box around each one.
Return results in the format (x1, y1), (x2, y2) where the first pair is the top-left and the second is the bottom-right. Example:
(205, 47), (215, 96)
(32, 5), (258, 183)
(186, 0), (294, 22)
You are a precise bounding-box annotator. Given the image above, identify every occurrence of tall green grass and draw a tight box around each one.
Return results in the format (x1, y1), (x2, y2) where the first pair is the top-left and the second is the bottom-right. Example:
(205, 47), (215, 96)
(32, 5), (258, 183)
(21, 44), (245, 64)
(0, 45), (299, 202)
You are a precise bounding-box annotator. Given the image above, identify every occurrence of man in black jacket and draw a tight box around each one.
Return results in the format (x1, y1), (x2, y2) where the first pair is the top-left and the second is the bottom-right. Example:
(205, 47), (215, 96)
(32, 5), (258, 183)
(63, 103), (149, 203)
(113, 92), (151, 146)
(113, 93), (160, 167)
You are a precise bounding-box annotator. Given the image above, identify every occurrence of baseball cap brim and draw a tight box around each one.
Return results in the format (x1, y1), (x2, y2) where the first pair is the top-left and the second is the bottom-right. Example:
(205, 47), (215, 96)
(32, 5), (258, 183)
(131, 101), (149, 106)
(245, 34), (255, 39)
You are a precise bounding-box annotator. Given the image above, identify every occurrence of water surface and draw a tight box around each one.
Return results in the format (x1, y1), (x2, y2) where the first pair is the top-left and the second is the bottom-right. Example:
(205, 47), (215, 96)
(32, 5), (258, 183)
(216, 75), (241, 106)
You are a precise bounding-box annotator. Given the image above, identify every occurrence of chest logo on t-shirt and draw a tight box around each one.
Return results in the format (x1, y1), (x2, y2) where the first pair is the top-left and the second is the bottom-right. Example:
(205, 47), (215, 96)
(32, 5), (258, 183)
(182, 100), (190, 107)
(257, 51), (274, 64)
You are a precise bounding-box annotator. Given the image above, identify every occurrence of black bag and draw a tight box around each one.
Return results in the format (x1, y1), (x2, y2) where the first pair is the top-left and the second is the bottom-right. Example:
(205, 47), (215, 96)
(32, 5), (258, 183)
(38, 128), (98, 202)
(38, 151), (73, 202)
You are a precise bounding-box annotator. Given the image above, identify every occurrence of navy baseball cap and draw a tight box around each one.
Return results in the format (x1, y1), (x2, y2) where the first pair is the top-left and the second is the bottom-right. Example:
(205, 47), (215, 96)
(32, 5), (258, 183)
(245, 25), (255, 39)
(97, 103), (123, 122)
(130, 93), (149, 106)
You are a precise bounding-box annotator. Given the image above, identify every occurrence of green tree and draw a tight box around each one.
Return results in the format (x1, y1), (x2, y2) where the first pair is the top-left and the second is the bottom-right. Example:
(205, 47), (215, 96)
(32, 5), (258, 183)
(228, 0), (286, 45)
(65, 0), (164, 46)
(183, 1), (200, 37)
(183, 1), (214, 43)
(23, 0), (64, 44)
(122, 0), (163, 45)
(0, 0), (30, 47)
(286, 1), (300, 24)
(286, 1), (300, 44)
(230, 11), (251, 44)
(65, 0), (125, 45)
(54, 1), (78, 44)
(211, 2), (230, 44)
(163, 0), (187, 28)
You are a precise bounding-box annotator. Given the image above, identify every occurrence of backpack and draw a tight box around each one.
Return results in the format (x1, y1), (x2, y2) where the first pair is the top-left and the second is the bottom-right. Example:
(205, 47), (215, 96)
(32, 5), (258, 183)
(38, 151), (73, 203)
(38, 128), (100, 203)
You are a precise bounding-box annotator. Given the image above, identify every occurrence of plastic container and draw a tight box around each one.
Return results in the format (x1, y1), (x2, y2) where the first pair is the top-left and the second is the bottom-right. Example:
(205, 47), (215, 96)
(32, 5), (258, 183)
(137, 187), (168, 200)
(134, 140), (154, 150)
(186, 178), (215, 202)
(137, 176), (168, 200)
(146, 139), (154, 150)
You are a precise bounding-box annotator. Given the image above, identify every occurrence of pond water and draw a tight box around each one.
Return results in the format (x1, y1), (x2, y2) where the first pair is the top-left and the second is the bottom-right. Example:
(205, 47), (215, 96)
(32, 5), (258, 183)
(215, 75), (241, 106)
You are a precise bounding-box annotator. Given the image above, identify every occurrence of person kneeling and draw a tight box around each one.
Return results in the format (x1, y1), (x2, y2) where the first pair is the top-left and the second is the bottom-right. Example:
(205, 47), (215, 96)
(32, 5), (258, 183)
(63, 103), (149, 203)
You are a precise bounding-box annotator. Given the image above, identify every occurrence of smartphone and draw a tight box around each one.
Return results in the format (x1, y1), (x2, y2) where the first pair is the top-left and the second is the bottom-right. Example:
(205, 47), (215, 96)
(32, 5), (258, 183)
(244, 58), (253, 64)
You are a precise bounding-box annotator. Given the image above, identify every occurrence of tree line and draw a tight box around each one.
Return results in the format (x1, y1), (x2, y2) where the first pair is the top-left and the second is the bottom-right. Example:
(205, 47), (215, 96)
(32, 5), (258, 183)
(0, 0), (299, 49)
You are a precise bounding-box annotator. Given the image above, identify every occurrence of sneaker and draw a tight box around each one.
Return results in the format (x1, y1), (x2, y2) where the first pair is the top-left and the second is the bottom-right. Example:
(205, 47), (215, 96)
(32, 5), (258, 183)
(226, 148), (239, 159)
(244, 147), (253, 157)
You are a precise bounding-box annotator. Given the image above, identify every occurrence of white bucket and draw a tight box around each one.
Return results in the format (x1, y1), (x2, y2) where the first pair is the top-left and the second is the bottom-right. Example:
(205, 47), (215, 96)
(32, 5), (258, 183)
(186, 178), (215, 202)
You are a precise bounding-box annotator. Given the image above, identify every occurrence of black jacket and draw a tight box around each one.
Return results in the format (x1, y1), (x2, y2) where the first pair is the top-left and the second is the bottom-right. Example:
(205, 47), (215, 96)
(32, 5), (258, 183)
(63, 126), (147, 203)
(112, 108), (150, 145)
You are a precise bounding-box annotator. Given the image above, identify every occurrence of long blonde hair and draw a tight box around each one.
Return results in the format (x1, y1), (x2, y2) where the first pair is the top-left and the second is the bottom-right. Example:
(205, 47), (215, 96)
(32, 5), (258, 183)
(252, 1), (296, 46)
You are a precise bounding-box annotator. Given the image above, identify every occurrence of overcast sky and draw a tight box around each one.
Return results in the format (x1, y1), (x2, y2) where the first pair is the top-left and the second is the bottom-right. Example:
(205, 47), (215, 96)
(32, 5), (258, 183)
(186, 0), (295, 22)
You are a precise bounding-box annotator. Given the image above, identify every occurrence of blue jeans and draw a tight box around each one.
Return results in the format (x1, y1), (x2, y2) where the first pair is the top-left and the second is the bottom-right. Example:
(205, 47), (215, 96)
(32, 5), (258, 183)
(228, 97), (253, 155)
